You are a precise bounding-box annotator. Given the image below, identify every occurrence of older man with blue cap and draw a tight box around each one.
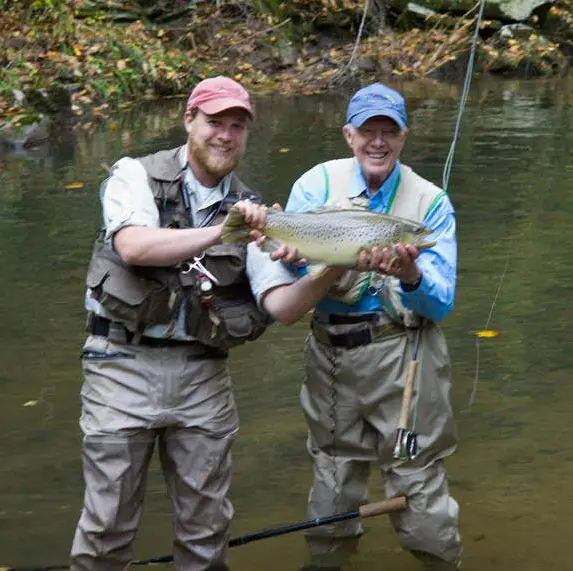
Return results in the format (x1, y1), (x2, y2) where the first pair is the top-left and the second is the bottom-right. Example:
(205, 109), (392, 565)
(279, 82), (461, 570)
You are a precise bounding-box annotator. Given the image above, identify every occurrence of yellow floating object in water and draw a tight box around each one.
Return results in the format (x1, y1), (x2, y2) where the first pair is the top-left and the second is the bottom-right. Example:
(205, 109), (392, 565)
(475, 329), (500, 338)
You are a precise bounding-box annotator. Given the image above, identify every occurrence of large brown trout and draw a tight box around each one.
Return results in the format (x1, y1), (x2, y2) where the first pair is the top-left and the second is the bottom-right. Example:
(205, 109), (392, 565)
(221, 206), (435, 267)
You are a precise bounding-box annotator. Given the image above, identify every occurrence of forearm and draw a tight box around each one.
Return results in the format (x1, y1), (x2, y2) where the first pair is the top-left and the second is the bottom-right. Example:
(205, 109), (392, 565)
(401, 202), (457, 322)
(400, 271), (455, 321)
(113, 224), (223, 266)
(263, 268), (345, 325)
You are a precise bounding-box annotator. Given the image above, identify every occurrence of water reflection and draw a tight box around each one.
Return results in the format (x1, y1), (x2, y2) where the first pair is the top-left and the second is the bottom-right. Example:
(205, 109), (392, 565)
(0, 75), (572, 571)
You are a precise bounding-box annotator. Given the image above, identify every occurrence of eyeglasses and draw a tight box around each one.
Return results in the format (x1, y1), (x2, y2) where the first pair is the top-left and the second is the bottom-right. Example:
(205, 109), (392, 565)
(357, 126), (403, 140)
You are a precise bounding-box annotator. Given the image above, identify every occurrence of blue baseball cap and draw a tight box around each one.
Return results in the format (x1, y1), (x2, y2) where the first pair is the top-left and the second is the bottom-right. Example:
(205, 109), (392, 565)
(346, 83), (407, 130)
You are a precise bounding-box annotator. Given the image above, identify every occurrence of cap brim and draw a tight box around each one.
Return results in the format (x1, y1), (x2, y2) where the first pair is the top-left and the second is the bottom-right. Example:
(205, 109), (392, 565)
(197, 98), (254, 119)
(349, 109), (406, 130)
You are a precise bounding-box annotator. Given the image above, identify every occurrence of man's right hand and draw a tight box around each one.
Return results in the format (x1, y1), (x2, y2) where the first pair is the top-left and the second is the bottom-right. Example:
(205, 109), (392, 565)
(231, 199), (268, 232)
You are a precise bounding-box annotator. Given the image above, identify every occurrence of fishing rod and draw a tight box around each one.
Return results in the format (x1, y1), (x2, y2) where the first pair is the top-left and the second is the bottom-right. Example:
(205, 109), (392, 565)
(1, 496), (406, 571)
(393, 325), (423, 460)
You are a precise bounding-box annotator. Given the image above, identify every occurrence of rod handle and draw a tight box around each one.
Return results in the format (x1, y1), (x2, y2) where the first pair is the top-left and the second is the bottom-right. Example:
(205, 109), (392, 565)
(358, 496), (407, 519)
(397, 359), (419, 428)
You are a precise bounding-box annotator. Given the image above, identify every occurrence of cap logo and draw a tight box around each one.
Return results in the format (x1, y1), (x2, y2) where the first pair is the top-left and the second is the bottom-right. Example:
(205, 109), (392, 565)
(364, 93), (399, 107)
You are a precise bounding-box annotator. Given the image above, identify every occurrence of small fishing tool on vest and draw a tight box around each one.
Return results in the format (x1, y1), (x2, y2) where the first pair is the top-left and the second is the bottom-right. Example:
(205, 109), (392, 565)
(180, 253), (222, 336)
(393, 325), (423, 460)
(180, 253), (220, 285)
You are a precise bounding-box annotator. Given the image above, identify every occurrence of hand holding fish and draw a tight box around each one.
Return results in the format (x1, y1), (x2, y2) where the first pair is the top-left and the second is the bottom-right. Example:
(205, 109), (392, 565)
(222, 199), (267, 240)
(358, 244), (422, 285)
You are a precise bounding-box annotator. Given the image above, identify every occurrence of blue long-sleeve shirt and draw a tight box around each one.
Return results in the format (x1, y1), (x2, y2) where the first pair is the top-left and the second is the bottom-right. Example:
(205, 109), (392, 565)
(285, 159), (457, 322)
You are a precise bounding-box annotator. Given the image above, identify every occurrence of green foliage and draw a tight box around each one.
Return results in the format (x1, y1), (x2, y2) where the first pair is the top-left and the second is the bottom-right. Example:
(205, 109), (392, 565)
(0, 0), (571, 126)
(0, 5), (195, 120)
(0, 0), (73, 13)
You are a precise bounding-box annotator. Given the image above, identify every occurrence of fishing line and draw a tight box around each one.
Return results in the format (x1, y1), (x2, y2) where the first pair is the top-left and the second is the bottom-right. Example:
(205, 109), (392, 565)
(442, 0), (488, 192)
(467, 245), (511, 409)
(437, 0), (510, 409)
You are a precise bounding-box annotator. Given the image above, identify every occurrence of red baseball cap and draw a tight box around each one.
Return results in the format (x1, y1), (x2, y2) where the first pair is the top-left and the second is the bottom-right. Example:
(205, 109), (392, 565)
(186, 76), (253, 118)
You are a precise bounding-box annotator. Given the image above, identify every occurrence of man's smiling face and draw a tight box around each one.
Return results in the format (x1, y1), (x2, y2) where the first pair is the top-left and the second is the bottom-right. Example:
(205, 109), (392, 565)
(343, 116), (407, 192)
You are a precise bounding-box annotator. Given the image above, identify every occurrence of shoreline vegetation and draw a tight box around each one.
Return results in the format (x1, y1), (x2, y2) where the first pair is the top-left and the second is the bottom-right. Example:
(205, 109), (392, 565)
(0, 0), (572, 142)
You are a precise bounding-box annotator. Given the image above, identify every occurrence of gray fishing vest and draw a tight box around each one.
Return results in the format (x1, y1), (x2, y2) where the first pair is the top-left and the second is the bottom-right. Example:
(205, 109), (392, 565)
(85, 146), (271, 349)
(320, 158), (445, 325)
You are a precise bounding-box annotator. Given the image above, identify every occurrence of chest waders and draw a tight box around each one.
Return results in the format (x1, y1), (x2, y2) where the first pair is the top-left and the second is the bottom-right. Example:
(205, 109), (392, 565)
(318, 159), (444, 464)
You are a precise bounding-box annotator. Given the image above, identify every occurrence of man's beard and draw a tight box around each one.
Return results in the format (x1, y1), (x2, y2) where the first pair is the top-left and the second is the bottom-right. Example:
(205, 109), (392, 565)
(188, 136), (243, 180)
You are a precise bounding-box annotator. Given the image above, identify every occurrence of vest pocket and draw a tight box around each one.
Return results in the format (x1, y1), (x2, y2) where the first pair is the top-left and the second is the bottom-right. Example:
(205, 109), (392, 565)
(183, 243), (270, 349)
(201, 244), (245, 287)
(86, 256), (180, 330)
(213, 298), (268, 343)
(185, 292), (270, 350)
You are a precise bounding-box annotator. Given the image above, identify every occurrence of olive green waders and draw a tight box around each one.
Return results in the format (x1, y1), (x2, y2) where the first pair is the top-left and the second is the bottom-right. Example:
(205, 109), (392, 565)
(70, 335), (238, 571)
(301, 316), (461, 569)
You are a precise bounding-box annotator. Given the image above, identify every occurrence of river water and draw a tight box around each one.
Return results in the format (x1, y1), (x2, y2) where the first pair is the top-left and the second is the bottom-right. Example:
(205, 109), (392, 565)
(0, 75), (571, 571)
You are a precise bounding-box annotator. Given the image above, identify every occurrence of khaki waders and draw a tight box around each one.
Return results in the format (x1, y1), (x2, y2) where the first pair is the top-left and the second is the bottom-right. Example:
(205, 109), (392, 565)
(70, 334), (238, 571)
(301, 315), (461, 569)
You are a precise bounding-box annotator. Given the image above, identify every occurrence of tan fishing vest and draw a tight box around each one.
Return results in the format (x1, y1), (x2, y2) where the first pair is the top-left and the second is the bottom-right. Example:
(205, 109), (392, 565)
(85, 146), (271, 349)
(319, 158), (445, 325)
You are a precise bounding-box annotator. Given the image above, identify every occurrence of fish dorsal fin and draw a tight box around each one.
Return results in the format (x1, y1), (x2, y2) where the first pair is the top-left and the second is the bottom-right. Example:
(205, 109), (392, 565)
(303, 205), (370, 215)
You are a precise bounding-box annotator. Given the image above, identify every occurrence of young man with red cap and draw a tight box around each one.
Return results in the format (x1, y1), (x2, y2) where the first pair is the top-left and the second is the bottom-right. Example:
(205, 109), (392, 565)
(69, 76), (310, 571)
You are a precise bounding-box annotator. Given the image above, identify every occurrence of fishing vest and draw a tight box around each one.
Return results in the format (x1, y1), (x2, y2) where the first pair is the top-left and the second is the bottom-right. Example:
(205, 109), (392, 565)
(85, 146), (271, 350)
(320, 158), (445, 325)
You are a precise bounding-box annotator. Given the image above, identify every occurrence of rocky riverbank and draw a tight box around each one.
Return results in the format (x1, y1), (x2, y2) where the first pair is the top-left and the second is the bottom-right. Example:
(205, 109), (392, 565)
(1, 0), (572, 148)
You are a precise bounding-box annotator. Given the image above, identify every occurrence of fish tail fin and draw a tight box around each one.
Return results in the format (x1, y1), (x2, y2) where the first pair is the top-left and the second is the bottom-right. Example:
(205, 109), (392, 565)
(220, 207), (252, 244)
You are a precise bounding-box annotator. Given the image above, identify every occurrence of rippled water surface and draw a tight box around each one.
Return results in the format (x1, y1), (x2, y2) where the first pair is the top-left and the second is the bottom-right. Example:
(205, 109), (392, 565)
(0, 75), (572, 571)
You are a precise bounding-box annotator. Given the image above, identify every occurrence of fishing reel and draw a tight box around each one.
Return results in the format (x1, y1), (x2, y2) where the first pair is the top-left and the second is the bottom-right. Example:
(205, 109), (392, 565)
(392, 428), (418, 461)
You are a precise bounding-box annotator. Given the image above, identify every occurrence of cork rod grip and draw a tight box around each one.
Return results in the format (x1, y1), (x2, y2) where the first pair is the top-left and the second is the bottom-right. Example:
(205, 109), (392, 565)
(358, 496), (407, 519)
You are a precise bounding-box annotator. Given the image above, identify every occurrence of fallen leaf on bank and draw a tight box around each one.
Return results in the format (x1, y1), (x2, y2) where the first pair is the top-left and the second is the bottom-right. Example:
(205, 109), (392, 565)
(475, 329), (500, 338)
(65, 182), (84, 189)
(279, 148), (290, 153)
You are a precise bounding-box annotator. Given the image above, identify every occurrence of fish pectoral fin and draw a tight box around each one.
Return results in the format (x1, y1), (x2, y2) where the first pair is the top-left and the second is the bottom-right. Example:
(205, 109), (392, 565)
(387, 252), (399, 269)
(306, 264), (328, 279)
(258, 237), (283, 255)
(418, 240), (436, 251)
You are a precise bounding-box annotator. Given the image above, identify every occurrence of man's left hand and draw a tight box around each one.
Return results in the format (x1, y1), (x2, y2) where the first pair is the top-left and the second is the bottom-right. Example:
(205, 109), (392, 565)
(357, 243), (422, 285)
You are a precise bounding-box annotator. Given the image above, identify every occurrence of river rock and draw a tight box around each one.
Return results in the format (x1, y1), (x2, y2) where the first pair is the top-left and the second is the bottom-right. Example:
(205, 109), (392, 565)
(390, 0), (554, 22)
(0, 117), (52, 152)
